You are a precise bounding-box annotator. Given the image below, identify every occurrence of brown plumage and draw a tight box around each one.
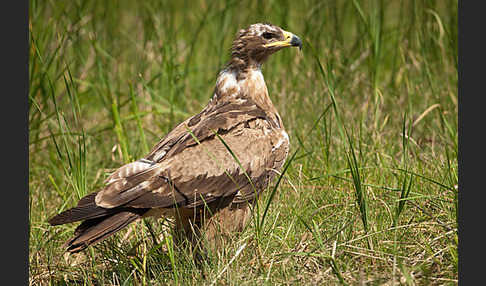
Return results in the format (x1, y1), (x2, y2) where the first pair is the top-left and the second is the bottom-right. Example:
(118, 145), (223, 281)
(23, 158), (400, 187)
(49, 23), (302, 253)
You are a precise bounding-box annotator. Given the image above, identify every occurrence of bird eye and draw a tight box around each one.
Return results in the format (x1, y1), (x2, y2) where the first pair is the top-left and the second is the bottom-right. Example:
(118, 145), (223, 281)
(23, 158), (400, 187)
(262, 32), (274, 39)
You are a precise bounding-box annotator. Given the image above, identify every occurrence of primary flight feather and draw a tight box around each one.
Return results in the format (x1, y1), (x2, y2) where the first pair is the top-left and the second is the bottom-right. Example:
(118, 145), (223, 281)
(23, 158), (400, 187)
(49, 23), (302, 253)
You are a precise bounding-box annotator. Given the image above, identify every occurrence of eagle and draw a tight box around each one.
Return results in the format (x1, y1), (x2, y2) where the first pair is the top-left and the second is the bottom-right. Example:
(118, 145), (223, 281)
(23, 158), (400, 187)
(48, 23), (302, 253)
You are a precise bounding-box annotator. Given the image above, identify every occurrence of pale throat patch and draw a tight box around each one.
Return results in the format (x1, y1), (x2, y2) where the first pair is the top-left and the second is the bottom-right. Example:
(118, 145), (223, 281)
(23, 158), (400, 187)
(214, 68), (268, 99)
(243, 68), (267, 96)
(217, 69), (239, 96)
(249, 69), (265, 87)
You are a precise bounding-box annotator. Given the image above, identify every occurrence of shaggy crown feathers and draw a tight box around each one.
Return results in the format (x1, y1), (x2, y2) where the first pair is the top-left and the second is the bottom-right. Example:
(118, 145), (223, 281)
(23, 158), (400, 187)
(229, 23), (289, 71)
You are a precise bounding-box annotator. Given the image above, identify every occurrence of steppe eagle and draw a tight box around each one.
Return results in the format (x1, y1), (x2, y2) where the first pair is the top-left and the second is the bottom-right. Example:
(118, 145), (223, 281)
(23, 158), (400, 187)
(49, 23), (302, 253)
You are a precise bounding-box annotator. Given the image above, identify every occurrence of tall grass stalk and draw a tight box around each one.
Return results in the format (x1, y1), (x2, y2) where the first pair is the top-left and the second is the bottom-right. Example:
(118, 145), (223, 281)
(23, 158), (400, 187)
(309, 41), (370, 248)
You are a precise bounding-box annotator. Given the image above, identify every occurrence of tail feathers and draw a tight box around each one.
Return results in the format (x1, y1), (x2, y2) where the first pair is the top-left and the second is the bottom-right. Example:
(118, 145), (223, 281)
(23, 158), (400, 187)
(48, 204), (115, 226)
(49, 191), (150, 253)
(48, 192), (113, 226)
(64, 211), (144, 253)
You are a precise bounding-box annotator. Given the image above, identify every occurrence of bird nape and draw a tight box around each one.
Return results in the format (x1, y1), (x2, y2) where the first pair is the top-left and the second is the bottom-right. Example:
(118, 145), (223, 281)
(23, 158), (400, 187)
(49, 23), (302, 254)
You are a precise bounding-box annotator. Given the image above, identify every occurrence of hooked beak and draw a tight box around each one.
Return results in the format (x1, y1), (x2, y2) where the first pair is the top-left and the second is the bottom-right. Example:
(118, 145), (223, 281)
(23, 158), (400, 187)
(263, 30), (302, 51)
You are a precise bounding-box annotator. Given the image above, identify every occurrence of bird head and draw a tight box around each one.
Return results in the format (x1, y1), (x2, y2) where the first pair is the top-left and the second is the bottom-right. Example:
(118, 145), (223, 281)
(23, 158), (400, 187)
(230, 23), (302, 69)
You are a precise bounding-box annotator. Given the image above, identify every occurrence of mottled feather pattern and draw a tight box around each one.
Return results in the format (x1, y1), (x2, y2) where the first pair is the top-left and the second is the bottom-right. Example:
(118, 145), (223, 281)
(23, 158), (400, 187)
(104, 159), (155, 184)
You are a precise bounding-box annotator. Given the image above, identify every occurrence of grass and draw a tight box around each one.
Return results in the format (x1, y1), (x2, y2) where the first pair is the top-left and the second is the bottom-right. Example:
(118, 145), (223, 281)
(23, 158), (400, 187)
(29, 0), (458, 284)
